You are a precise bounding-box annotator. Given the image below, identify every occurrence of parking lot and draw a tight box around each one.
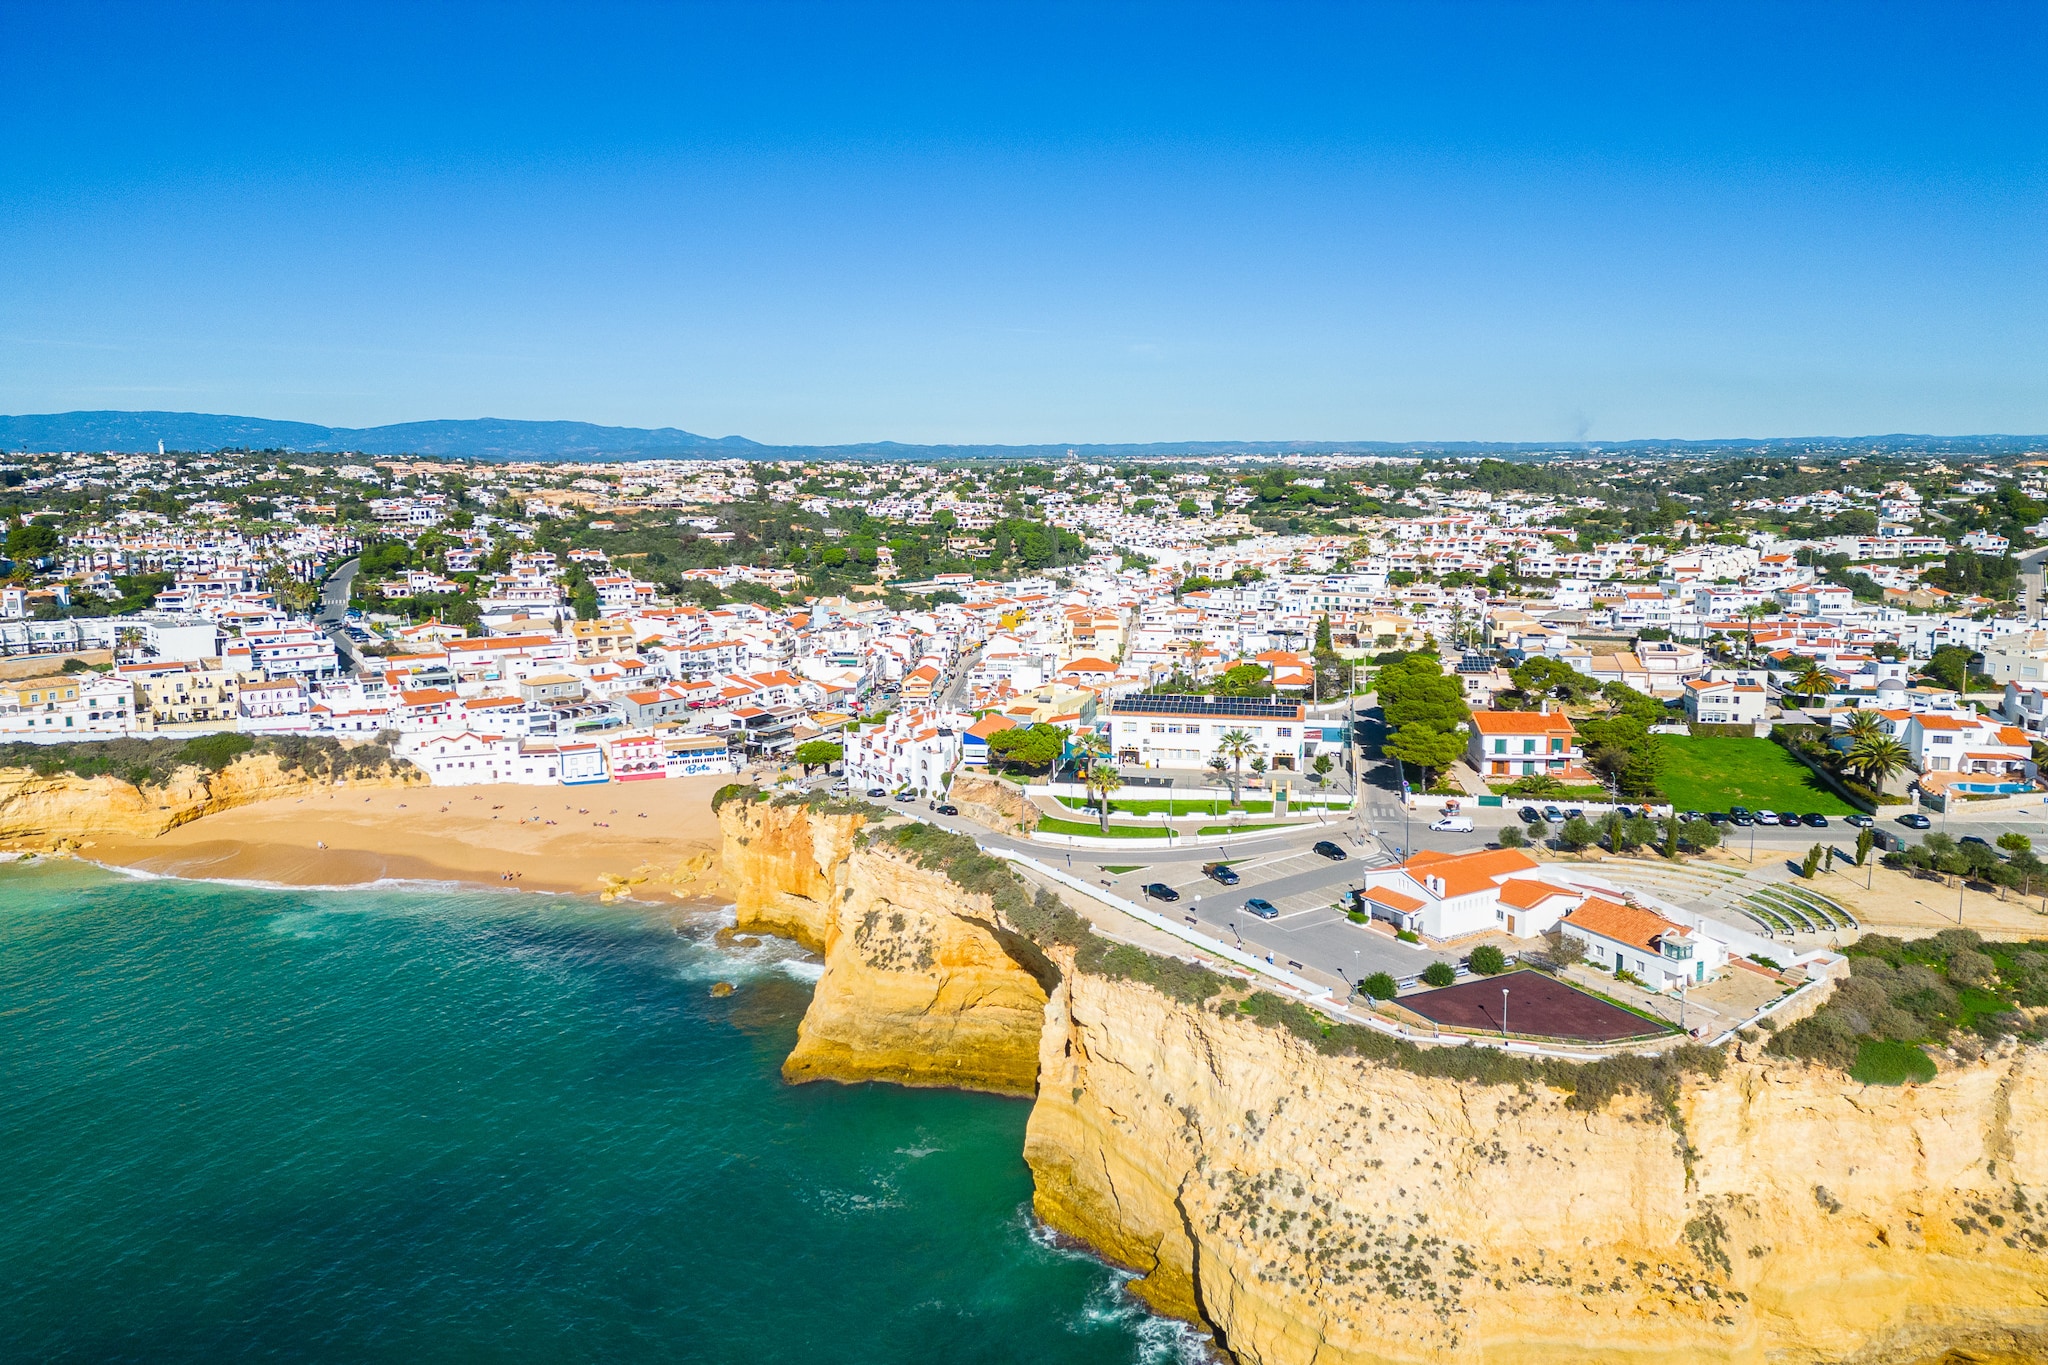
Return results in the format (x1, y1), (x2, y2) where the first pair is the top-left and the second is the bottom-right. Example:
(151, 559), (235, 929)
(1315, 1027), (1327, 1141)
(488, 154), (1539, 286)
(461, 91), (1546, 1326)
(1100, 840), (1458, 985)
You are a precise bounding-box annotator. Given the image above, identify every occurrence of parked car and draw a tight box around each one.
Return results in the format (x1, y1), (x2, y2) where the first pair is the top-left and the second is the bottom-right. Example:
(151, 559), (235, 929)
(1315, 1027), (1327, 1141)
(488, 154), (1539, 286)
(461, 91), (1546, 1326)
(1707, 811), (1729, 825)
(1960, 834), (1991, 850)
(1141, 882), (1180, 902)
(893, 791), (916, 803)
(1516, 806), (1541, 824)
(1541, 806), (1564, 824)
(866, 788), (888, 798)
(1845, 814), (1875, 828)
(934, 803), (958, 816)
(1681, 810), (1706, 823)
(1563, 808), (1584, 822)
(1311, 840), (1348, 860)
(1899, 812), (1933, 829)
(1729, 812), (1755, 826)
(1245, 897), (1279, 920)
(1429, 815), (1475, 833)
(1204, 863), (1241, 886)
(1729, 806), (1751, 818)
(1802, 813), (1829, 828)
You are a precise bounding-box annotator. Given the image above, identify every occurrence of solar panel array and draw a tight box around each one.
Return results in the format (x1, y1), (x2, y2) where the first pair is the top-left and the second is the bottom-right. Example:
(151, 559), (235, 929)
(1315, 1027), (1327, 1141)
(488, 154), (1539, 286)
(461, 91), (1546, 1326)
(1110, 693), (1302, 720)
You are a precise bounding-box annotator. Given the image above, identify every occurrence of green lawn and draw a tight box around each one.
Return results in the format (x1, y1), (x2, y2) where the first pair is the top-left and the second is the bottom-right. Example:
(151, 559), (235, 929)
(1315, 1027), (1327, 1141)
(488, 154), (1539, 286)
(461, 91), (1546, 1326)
(1033, 816), (1170, 839)
(1657, 736), (1858, 814)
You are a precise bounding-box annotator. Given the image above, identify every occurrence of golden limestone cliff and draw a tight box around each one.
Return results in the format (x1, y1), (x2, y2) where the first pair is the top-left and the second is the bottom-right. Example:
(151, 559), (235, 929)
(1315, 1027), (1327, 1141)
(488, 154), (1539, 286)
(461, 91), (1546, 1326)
(717, 794), (1049, 1093)
(717, 794), (2048, 1364)
(1029, 965), (2048, 1365)
(0, 752), (420, 846)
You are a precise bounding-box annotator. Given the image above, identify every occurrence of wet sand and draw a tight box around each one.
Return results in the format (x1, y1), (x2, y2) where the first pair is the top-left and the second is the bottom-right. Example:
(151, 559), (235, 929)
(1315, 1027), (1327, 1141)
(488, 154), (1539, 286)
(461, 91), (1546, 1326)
(90, 775), (732, 901)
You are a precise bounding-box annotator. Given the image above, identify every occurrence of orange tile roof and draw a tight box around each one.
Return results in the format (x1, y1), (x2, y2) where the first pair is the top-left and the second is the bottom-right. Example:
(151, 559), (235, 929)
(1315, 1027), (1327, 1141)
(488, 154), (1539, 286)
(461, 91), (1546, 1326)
(1912, 715), (1973, 731)
(1497, 879), (1576, 910)
(1363, 887), (1424, 913)
(1397, 846), (1542, 898)
(1468, 711), (1575, 736)
(1560, 897), (1681, 954)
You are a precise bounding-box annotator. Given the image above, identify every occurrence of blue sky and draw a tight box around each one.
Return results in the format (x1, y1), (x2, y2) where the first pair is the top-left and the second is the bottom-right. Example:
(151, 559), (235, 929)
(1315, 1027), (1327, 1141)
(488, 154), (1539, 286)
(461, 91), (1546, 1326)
(2, 1), (2043, 443)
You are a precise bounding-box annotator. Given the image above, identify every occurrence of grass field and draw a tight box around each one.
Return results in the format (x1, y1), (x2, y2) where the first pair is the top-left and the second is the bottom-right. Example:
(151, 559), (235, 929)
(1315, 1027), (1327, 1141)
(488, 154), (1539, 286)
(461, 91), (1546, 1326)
(1033, 816), (1169, 839)
(1657, 735), (1858, 814)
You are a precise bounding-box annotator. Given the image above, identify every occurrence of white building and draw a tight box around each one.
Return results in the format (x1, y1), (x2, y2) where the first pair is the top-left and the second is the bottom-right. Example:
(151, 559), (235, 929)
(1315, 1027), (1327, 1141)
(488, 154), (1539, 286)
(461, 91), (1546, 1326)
(1103, 694), (1308, 772)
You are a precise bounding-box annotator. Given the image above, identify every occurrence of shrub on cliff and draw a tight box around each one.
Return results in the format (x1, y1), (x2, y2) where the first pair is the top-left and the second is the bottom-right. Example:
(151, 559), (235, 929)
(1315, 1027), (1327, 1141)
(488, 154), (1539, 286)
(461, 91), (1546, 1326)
(710, 783), (759, 813)
(1234, 989), (1727, 1115)
(1360, 972), (1398, 1001)
(865, 819), (1226, 1003)
(1767, 930), (2048, 1075)
(0, 734), (408, 790)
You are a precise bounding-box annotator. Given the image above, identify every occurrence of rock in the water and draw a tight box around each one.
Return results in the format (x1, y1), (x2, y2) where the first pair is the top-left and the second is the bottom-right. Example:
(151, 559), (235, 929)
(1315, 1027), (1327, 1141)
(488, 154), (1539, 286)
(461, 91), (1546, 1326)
(709, 981), (736, 997)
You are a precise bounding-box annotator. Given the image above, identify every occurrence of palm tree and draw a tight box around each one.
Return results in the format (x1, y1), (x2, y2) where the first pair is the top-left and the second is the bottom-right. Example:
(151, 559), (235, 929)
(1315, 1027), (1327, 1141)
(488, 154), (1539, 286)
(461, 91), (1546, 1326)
(1738, 602), (1770, 662)
(1848, 735), (1911, 790)
(1841, 709), (1885, 744)
(1790, 659), (1833, 709)
(1216, 728), (1256, 807)
(1082, 757), (1122, 832)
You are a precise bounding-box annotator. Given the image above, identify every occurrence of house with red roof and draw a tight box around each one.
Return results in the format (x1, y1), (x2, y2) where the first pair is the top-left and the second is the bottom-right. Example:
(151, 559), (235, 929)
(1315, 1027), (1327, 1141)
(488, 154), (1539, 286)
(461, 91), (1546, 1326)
(1464, 706), (1585, 780)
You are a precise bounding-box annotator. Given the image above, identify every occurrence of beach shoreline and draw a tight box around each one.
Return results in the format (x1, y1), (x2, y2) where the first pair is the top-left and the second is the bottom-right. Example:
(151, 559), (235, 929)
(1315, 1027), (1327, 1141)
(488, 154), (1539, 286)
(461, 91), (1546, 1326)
(79, 774), (733, 903)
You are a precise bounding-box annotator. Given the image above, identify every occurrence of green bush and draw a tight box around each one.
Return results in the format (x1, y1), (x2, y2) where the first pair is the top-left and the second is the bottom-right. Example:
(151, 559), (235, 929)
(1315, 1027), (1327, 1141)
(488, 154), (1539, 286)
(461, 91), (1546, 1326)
(1849, 1040), (1936, 1086)
(1360, 971), (1398, 1000)
(1468, 944), (1507, 975)
(1421, 961), (1457, 988)
(1396, 929), (1421, 944)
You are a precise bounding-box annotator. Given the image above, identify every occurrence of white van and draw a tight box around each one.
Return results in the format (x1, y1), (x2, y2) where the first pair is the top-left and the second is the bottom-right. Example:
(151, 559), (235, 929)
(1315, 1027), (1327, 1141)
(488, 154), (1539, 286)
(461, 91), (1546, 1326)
(1429, 814), (1475, 833)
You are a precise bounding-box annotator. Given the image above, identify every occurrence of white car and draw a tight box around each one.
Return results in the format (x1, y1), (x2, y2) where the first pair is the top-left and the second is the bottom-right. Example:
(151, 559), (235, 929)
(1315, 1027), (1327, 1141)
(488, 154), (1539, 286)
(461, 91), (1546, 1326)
(1429, 815), (1475, 833)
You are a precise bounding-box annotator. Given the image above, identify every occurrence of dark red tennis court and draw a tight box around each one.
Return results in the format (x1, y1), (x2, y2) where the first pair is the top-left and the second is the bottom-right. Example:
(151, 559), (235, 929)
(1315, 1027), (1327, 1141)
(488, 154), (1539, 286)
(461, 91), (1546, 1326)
(1400, 969), (1672, 1042)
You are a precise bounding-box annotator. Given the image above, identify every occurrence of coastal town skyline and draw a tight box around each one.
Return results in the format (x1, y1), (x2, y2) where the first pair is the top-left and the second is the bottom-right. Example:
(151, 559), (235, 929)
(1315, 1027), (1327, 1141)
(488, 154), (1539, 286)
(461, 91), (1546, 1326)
(5, 4), (2044, 1361)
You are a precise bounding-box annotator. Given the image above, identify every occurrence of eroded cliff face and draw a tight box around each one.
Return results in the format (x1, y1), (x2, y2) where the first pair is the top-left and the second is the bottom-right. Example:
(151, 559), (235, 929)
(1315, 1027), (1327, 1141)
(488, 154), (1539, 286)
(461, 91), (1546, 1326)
(718, 797), (1049, 1093)
(1030, 965), (2048, 1365)
(0, 753), (419, 846)
(717, 794), (2048, 1365)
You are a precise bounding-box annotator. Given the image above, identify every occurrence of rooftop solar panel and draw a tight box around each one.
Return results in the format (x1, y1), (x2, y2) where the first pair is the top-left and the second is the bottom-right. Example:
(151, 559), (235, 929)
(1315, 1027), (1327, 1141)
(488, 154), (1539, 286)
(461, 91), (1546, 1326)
(1110, 693), (1303, 719)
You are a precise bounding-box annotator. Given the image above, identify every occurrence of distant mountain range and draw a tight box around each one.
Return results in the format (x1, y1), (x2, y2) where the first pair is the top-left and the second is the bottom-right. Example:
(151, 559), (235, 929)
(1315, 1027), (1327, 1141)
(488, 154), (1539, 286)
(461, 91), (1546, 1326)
(0, 410), (2041, 462)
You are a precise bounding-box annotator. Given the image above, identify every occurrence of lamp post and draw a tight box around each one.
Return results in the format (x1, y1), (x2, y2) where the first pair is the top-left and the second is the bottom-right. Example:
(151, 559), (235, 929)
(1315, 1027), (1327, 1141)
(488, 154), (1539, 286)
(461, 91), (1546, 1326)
(1500, 987), (1509, 1039)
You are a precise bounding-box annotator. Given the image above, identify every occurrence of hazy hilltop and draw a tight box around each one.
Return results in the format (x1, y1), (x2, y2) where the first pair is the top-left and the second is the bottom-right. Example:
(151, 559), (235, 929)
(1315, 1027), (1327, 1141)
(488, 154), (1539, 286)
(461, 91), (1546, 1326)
(0, 411), (759, 460)
(0, 409), (2042, 462)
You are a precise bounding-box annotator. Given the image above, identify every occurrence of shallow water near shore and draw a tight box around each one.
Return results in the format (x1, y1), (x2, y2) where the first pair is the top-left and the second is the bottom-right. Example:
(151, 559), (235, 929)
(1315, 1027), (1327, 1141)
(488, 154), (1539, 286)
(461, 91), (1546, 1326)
(0, 862), (1203, 1363)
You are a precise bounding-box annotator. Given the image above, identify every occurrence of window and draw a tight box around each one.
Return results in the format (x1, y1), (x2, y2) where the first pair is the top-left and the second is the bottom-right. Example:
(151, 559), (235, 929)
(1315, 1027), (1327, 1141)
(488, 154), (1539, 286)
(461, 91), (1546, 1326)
(1277, 727), (1292, 737)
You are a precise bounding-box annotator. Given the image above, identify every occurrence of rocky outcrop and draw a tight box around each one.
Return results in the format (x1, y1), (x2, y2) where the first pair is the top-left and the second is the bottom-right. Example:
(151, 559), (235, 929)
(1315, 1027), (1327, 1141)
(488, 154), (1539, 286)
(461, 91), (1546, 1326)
(0, 753), (419, 847)
(717, 792), (2048, 1364)
(1030, 966), (2048, 1365)
(718, 795), (1049, 1093)
(946, 772), (1039, 834)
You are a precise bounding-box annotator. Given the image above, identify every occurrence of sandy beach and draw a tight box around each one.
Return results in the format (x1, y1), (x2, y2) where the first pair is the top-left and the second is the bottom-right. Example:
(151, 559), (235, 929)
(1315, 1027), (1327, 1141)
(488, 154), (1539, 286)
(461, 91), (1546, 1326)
(88, 775), (733, 902)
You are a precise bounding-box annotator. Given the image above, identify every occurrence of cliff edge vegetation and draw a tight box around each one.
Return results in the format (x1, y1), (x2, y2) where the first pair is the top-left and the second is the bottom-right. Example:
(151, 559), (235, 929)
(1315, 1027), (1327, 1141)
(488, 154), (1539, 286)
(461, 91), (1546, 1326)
(0, 735), (418, 845)
(717, 789), (2048, 1365)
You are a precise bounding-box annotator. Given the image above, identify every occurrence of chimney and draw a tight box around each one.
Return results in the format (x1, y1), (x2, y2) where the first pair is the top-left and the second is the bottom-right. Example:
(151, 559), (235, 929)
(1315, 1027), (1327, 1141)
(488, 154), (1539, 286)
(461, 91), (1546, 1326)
(1540, 697), (1550, 716)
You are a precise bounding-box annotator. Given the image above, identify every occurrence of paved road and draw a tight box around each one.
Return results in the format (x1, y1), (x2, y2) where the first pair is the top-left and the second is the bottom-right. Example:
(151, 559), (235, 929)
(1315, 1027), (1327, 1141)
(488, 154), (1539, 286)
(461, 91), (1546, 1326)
(891, 787), (1477, 987)
(318, 558), (363, 672)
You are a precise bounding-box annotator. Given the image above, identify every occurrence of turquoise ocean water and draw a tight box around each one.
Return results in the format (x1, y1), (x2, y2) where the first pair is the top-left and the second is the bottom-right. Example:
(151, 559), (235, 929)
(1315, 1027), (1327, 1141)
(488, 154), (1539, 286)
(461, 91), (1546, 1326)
(0, 863), (1201, 1363)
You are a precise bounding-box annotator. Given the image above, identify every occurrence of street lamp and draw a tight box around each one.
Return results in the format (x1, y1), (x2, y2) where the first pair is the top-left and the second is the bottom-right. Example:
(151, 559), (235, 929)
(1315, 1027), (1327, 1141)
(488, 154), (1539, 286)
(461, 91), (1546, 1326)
(1500, 987), (1509, 1038)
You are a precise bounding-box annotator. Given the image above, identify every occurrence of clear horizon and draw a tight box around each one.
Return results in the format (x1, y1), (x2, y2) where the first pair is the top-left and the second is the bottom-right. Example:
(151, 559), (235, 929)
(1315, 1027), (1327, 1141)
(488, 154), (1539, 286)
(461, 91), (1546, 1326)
(2, 2), (2043, 445)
